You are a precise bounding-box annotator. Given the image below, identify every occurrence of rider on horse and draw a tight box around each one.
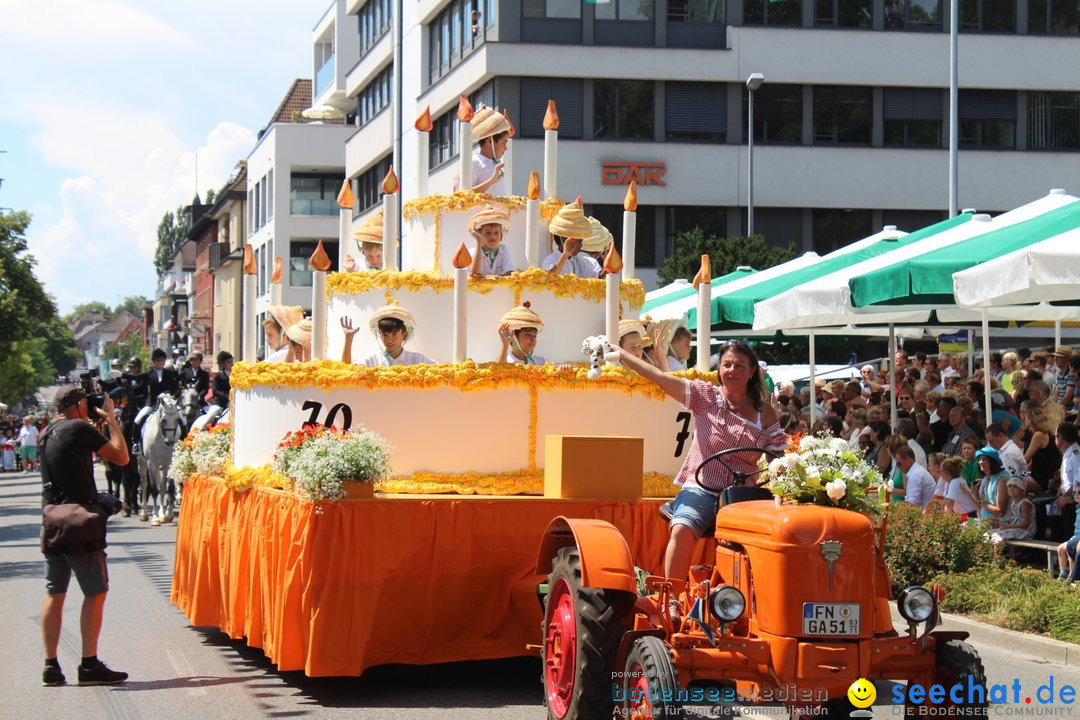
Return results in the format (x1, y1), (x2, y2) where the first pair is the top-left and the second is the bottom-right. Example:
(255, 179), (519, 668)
(179, 351), (210, 402)
(132, 349), (180, 449)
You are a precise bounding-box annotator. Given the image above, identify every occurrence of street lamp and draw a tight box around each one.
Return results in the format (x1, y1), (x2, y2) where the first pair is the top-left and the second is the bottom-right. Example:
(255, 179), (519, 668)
(746, 73), (765, 237)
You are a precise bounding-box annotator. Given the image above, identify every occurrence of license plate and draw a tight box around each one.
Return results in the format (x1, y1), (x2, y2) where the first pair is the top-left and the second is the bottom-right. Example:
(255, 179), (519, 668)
(802, 603), (860, 635)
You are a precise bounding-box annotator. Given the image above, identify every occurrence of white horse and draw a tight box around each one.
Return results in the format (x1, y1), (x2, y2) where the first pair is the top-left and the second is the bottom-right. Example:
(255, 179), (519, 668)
(139, 395), (182, 525)
(177, 386), (202, 438)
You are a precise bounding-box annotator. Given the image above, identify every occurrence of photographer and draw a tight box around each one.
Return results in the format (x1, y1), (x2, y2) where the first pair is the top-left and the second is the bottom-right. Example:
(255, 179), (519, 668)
(39, 385), (130, 687)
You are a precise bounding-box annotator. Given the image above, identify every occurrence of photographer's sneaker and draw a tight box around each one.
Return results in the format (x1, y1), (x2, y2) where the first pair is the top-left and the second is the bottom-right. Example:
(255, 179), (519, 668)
(77, 660), (128, 686)
(42, 664), (66, 687)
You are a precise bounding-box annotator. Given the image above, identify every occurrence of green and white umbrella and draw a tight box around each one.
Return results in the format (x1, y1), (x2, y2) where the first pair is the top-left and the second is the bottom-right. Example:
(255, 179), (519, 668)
(642, 266), (755, 314)
(952, 226), (1080, 308)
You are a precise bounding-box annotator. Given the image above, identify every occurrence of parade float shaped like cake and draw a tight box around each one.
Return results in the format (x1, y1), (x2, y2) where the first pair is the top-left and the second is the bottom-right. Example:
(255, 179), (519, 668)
(225, 102), (699, 497)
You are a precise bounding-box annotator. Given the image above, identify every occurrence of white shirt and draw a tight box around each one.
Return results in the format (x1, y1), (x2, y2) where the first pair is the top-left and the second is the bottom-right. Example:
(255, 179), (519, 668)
(506, 349), (547, 366)
(472, 151), (505, 196)
(265, 346), (289, 363)
(475, 243), (516, 275)
(17, 425), (38, 447)
(1060, 442), (1080, 496)
(904, 462), (937, 509)
(362, 349), (435, 367)
(541, 250), (601, 278)
(666, 356), (687, 372)
(945, 476), (979, 515)
(997, 439), (1026, 478)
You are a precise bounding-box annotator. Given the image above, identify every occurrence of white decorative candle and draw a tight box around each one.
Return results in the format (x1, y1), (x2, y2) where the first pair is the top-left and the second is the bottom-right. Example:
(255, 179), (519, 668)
(542, 100), (559, 200)
(457, 95), (474, 192)
(451, 243), (471, 363)
(335, 178), (354, 270)
(524, 171), (541, 268)
(694, 255), (712, 373)
(381, 167), (400, 271)
(622, 181), (638, 281)
(242, 245), (257, 363)
(415, 106), (432, 199)
(309, 241), (331, 361)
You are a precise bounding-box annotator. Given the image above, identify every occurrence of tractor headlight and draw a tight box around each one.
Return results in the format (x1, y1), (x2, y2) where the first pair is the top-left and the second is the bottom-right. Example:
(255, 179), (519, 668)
(897, 586), (935, 623)
(710, 586), (745, 622)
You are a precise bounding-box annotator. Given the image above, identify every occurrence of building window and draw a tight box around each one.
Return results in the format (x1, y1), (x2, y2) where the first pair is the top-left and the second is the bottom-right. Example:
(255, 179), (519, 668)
(428, 1), (488, 85)
(357, 156), (393, 213)
(666, 83), (727, 142)
(882, 209), (947, 230)
(668, 0), (725, 22)
(588, 204), (657, 267)
(815, 0), (872, 26)
(744, 0), (802, 26)
(1028, 0), (1080, 33)
(524, 0), (582, 18)
(358, 64), (393, 127)
(358, 0), (392, 56)
(959, 90), (1016, 149)
(667, 206), (727, 250)
(290, 173), (340, 216)
(428, 81), (497, 170)
(266, 170), (274, 221)
(595, 0), (655, 20)
(521, 78), (584, 138)
(813, 86), (872, 145)
(960, 0), (1015, 30)
(289, 241), (340, 288)
(247, 189), (254, 235)
(253, 180), (262, 229)
(1028, 92), (1080, 150)
(752, 84), (802, 144)
(885, 0), (943, 29)
(745, 208), (804, 247)
(812, 209), (873, 254)
(594, 80), (655, 140)
(884, 87), (943, 147)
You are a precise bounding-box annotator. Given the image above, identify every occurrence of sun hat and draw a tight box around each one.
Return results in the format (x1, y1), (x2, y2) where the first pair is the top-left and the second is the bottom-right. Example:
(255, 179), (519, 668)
(499, 301), (544, 332)
(370, 304), (418, 342)
(469, 204), (512, 234)
(1051, 345), (1073, 358)
(547, 201), (592, 240)
(268, 305), (305, 334)
(581, 216), (613, 253)
(284, 318), (312, 348)
(471, 105), (512, 142)
(974, 446), (1001, 463)
(354, 209), (384, 245)
(618, 319), (646, 340)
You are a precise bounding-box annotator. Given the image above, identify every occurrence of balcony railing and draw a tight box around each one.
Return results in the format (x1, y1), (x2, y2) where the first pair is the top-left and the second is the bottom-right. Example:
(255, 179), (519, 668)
(315, 54), (335, 97)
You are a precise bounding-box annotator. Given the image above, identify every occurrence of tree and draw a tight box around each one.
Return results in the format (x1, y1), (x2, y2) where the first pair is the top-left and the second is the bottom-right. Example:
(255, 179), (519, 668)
(0, 210), (57, 347)
(153, 207), (190, 280)
(40, 315), (81, 377)
(656, 228), (797, 286)
(113, 295), (149, 319)
(0, 338), (56, 406)
(105, 331), (149, 368)
(65, 300), (110, 323)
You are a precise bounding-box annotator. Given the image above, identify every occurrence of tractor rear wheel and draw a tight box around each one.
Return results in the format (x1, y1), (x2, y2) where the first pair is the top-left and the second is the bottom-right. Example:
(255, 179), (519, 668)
(542, 546), (635, 720)
(905, 640), (988, 718)
(621, 635), (684, 719)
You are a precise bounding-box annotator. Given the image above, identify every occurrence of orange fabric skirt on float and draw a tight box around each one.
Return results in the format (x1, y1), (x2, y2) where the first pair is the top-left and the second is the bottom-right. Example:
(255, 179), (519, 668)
(171, 474), (705, 677)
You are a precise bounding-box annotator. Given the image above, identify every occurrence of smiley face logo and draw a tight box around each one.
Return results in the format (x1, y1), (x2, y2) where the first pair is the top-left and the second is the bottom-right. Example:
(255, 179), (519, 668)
(847, 678), (876, 708)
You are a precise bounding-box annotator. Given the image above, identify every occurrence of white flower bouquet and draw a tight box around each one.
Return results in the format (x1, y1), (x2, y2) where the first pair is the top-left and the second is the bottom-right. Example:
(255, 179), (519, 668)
(168, 423), (230, 482)
(763, 434), (884, 517)
(272, 424), (392, 502)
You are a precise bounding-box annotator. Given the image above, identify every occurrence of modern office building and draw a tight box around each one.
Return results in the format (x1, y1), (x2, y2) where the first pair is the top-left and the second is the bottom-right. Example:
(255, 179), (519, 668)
(313, 0), (1080, 287)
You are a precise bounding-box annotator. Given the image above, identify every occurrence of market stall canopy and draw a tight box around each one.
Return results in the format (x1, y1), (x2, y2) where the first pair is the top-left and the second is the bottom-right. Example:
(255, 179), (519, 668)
(642, 267), (755, 314)
(952, 226), (1080, 308)
(752, 190), (1079, 332)
(850, 191), (1080, 310)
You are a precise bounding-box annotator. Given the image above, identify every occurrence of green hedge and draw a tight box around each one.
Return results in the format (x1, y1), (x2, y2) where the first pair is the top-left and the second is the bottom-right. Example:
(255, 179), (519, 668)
(881, 504), (999, 594)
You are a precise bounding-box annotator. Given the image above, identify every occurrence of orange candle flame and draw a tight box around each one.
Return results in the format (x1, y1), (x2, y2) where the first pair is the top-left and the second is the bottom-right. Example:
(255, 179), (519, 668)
(503, 108), (515, 138)
(457, 95), (474, 122)
(336, 178), (354, 209)
(692, 255), (712, 289)
(526, 171), (541, 200)
(543, 100), (560, 131)
(623, 181), (638, 212)
(271, 256), (282, 284)
(603, 244), (623, 274)
(381, 166), (399, 194)
(452, 242), (472, 270)
(242, 244), (256, 275)
(309, 240), (332, 272)
(415, 106), (433, 132)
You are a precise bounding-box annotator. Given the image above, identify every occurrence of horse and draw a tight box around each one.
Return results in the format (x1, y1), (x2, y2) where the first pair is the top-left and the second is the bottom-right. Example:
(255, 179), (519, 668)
(178, 386), (203, 437)
(139, 394), (182, 525)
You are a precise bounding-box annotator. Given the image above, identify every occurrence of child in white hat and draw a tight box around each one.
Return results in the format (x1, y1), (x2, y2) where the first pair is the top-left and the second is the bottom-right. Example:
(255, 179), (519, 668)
(498, 302), (547, 366)
(342, 305), (434, 367)
(468, 204), (516, 276)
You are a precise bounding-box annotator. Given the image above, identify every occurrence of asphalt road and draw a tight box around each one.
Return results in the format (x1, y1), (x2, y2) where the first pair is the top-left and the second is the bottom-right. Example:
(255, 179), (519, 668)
(1, 468), (1076, 720)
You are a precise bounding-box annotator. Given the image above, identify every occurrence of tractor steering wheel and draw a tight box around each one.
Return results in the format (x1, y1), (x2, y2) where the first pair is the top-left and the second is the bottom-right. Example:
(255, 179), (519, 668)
(694, 446), (782, 488)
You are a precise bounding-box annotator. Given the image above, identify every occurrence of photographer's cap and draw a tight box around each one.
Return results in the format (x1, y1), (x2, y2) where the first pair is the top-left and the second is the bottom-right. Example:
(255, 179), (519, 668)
(54, 385), (86, 411)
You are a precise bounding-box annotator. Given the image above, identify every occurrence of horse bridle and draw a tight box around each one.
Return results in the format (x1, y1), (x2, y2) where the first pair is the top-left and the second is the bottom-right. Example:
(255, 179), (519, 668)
(156, 401), (182, 446)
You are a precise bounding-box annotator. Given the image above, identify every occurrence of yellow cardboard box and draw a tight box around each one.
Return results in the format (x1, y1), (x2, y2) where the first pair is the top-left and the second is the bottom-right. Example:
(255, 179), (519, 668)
(544, 435), (644, 500)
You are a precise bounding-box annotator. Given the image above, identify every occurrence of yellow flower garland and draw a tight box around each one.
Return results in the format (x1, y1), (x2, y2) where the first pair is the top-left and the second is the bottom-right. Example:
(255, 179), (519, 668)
(222, 464), (292, 492)
(402, 191), (564, 222)
(231, 359), (710, 398)
(326, 267), (646, 309)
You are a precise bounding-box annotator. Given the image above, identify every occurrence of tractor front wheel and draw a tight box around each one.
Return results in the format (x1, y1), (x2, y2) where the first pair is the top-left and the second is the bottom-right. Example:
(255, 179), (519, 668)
(621, 635), (684, 720)
(904, 640), (988, 718)
(543, 546), (634, 719)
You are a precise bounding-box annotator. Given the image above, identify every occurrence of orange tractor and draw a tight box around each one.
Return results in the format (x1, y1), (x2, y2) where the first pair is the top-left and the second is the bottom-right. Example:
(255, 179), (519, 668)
(535, 447), (988, 719)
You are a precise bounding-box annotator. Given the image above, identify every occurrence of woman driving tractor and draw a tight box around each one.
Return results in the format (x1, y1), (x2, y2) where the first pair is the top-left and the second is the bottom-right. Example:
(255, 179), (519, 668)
(617, 338), (789, 618)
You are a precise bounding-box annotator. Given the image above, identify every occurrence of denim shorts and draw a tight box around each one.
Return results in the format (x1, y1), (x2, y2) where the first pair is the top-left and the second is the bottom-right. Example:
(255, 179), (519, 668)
(669, 486), (720, 538)
(1067, 535), (1080, 559)
(45, 550), (109, 596)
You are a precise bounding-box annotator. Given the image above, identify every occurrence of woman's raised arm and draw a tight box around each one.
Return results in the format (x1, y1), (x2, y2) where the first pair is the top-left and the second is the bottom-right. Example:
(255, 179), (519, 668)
(618, 347), (687, 404)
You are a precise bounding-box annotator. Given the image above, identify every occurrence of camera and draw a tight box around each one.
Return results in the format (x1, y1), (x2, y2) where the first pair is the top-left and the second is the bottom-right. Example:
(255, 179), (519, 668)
(79, 369), (106, 415)
(95, 491), (123, 517)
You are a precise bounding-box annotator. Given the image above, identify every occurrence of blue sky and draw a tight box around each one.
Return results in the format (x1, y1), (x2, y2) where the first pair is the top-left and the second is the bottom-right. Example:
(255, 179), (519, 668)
(0, 0), (325, 313)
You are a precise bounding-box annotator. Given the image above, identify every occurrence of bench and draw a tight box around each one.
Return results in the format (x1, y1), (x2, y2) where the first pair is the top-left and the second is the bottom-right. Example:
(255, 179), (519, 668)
(1002, 539), (1061, 578)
